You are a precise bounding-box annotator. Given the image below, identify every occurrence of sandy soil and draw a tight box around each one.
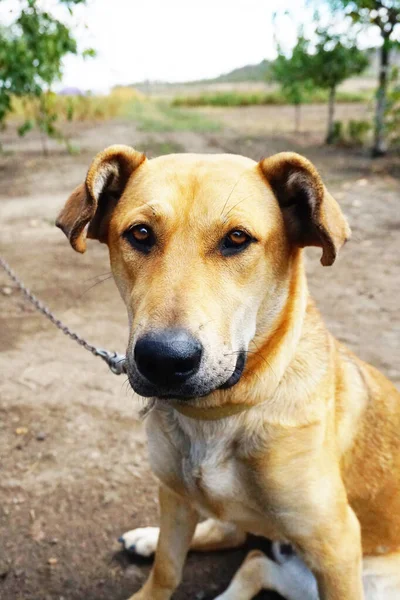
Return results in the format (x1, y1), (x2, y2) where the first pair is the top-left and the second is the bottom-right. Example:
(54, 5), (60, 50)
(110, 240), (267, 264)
(199, 102), (373, 135)
(0, 107), (399, 600)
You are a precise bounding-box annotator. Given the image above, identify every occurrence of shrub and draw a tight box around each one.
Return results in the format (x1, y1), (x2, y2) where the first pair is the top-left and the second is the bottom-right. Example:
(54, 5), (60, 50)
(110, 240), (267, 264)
(347, 119), (371, 145)
(331, 121), (345, 144)
(171, 89), (370, 108)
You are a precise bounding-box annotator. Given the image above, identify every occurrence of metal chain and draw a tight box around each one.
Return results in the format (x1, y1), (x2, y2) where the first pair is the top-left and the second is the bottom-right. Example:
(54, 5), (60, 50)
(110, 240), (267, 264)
(0, 256), (127, 375)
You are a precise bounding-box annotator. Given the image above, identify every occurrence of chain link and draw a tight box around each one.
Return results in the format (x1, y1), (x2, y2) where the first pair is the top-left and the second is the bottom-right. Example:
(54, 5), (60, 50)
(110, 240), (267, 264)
(0, 256), (127, 375)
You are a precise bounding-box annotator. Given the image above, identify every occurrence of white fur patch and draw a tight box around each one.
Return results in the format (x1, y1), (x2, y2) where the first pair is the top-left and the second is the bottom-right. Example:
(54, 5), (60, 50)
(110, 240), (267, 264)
(119, 526), (159, 556)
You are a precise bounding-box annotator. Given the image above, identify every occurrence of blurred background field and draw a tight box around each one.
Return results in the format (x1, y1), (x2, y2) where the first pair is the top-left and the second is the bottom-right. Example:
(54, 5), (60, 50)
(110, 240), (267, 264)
(5, 77), (374, 124)
(0, 79), (384, 152)
(2, 47), (398, 153)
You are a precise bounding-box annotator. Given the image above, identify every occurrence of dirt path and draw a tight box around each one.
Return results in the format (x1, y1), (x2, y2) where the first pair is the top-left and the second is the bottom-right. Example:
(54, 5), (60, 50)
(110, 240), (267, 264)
(0, 112), (399, 600)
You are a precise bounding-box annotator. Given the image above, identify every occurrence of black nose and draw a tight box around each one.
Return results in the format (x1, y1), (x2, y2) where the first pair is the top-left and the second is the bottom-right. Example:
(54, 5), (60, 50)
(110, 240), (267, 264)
(134, 329), (203, 387)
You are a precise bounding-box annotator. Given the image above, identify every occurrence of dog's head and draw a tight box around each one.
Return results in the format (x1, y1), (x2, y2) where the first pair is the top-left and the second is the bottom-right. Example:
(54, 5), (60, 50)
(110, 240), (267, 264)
(57, 146), (350, 400)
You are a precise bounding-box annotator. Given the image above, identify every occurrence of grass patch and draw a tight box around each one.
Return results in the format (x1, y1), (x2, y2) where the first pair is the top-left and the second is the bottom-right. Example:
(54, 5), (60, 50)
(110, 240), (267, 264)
(172, 89), (371, 108)
(138, 138), (185, 156)
(8, 92), (221, 138)
(126, 100), (221, 132)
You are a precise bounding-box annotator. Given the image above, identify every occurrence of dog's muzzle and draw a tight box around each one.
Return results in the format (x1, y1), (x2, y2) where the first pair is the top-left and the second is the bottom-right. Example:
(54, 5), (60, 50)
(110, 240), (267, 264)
(127, 328), (246, 400)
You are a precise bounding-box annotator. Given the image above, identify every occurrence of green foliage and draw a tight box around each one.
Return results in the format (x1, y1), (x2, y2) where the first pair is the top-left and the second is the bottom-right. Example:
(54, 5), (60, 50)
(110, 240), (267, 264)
(269, 35), (315, 106)
(348, 118), (372, 143)
(324, 0), (400, 153)
(327, 0), (399, 41)
(0, 0), (93, 152)
(17, 118), (34, 136)
(307, 29), (369, 91)
(270, 23), (368, 135)
(171, 89), (370, 107)
(326, 118), (372, 144)
(173, 91), (282, 107)
(331, 120), (345, 143)
(386, 67), (400, 144)
(304, 25), (368, 143)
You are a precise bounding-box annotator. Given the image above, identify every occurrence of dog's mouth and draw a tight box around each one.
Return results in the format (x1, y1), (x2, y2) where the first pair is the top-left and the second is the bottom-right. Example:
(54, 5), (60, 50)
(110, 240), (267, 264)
(127, 351), (246, 401)
(218, 351), (246, 390)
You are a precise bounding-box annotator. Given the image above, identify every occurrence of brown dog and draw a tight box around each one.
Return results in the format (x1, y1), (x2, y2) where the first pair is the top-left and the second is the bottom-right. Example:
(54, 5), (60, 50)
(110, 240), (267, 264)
(57, 146), (400, 600)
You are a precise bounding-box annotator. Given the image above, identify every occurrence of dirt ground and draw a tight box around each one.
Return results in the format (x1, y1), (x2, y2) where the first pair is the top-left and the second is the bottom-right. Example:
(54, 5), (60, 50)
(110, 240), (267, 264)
(1, 105), (399, 600)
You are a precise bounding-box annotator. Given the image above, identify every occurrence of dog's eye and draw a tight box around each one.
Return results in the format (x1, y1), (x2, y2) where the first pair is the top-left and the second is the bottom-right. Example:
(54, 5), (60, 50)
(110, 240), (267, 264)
(124, 224), (155, 253)
(227, 230), (249, 246)
(221, 229), (253, 256)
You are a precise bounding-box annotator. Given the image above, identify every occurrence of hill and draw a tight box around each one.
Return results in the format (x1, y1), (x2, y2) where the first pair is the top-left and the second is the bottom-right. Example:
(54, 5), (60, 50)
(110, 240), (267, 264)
(130, 48), (400, 92)
(130, 60), (271, 91)
(200, 59), (270, 83)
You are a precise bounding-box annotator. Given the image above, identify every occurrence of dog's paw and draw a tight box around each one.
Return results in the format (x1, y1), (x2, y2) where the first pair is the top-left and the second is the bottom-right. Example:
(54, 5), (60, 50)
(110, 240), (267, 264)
(119, 527), (159, 557)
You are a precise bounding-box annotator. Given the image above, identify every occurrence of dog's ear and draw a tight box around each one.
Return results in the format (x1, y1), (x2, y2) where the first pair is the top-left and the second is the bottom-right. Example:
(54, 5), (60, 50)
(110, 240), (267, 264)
(259, 152), (350, 266)
(56, 145), (146, 252)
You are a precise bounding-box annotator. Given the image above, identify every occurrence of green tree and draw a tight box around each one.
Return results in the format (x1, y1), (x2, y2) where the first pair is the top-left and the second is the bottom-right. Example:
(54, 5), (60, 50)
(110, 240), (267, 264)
(386, 66), (400, 145)
(0, 0), (93, 152)
(270, 34), (314, 132)
(307, 28), (368, 143)
(327, 0), (400, 156)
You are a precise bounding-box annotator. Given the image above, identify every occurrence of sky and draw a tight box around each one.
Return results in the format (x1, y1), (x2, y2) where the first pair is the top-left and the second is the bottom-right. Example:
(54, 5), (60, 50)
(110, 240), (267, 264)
(1, 0), (381, 93)
(60, 0), (312, 91)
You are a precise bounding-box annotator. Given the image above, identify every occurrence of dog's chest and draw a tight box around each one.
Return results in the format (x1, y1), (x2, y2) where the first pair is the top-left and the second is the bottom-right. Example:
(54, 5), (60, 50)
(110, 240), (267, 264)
(147, 413), (266, 527)
(182, 439), (243, 509)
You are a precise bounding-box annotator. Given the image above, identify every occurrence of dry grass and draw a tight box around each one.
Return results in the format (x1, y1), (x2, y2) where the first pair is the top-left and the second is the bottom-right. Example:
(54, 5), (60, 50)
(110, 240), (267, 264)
(10, 87), (144, 123)
(8, 88), (221, 135)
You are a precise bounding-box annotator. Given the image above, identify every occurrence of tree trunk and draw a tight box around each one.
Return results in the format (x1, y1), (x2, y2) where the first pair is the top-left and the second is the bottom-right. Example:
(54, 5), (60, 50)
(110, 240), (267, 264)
(295, 103), (301, 133)
(326, 86), (336, 144)
(40, 129), (48, 157)
(372, 37), (390, 157)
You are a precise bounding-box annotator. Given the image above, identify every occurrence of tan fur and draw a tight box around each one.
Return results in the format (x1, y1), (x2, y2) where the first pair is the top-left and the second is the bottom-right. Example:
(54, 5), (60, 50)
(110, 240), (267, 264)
(57, 146), (400, 600)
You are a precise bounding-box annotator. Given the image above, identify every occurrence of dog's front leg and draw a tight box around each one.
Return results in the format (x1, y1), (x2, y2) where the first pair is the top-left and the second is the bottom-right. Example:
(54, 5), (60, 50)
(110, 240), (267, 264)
(285, 501), (364, 600)
(127, 484), (198, 600)
(311, 507), (364, 600)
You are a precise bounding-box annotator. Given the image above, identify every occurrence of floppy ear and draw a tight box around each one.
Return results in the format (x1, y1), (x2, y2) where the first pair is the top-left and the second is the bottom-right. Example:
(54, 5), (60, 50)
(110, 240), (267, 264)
(56, 145), (146, 252)
(259, 152), (350, 266)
